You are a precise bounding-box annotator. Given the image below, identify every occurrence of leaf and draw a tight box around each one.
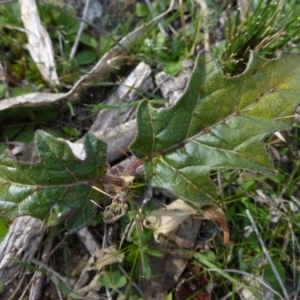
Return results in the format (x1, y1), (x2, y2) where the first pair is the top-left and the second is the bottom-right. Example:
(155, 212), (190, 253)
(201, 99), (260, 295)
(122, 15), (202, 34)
(201, 204), (229, 245)
(135, 3), (150, 18)
(0, 130), (108, 233)
(143, 199), (198, 242)
(139, 217), (201, 298)
(75, 51), (98, 66)
(79, 33), (99, 50)
(143, 199), (229, 245)
(130, 51), (300, 204)
(112, 270), (127, 288)
(143, 253), (152, 279)
(99, 270), (127, 289)
(99, 273), (113, 288)
(19, 0), (59, 85)
(74, 245), (124, 293)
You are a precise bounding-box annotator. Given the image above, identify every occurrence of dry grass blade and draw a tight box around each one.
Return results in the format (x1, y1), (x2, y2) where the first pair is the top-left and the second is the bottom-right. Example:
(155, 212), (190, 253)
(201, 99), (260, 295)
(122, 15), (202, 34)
(20, 0), (59, 85)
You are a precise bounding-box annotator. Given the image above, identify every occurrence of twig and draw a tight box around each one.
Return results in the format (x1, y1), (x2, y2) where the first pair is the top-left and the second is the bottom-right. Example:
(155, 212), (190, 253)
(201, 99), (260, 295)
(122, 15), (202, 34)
(102, 223), (112, 300)
(77, 227), (100, 255)
(217, 171), (224, 199)
(7, 271), (27, 300)
(198, 0), (210, 51)
(246, 209), (290, 299)
(178, 0), (188, 47)
(119, 220), (135, 247)
(29, 234), (55, 300)
(30, 258), (70, 287)
(0, 60), (10, 98)
(57, 31), (65, 58)
(70, 0), (90, 58)
(106, 287), (113, 300)
(102, 223), (108, 249)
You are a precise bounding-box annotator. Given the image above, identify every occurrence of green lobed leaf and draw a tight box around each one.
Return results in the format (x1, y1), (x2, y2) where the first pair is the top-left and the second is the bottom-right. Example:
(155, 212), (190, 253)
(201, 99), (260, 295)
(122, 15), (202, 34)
(75, 51), (98, 66)
(99, 273), (113, 288)
(0, 130), (108, 233)
(130, 51), (300, 204)
(112, 270), (127, 288)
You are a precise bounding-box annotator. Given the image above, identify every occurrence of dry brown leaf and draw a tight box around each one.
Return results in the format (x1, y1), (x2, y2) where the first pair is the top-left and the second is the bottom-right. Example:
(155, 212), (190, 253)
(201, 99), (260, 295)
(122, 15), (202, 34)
(20, 0), (59, 85)
(139, 217), (202, 300)
(201, 205), (230, 246)
(74, 245), (124, 295)
(143, 199), (229, 246)
(143, 199), (198, 242)
(140, 199), (229, 299)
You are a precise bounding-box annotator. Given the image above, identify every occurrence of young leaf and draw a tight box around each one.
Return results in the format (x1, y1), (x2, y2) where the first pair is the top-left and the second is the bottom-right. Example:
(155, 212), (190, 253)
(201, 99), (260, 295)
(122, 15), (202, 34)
(0, 130), (108, 233)
(130, 51), (300, 204)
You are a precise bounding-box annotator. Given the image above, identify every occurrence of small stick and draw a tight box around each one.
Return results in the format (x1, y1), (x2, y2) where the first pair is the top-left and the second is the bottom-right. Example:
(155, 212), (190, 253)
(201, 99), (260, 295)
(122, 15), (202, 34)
(70, 0), (90, 58)
(198, 0), (210, 51)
